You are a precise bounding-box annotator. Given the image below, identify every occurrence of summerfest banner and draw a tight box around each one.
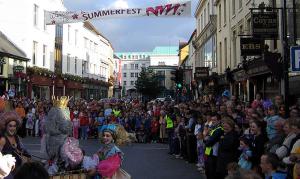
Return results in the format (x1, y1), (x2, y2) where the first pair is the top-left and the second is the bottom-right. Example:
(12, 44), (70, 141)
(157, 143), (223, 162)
(45, 1), (191, 25)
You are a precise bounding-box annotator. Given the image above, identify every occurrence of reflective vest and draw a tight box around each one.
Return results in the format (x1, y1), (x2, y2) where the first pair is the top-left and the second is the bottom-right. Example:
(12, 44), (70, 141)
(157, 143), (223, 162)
(166, 115), (173, 129)
(205, 126), (223, 156)
(112, 109), (121, 117)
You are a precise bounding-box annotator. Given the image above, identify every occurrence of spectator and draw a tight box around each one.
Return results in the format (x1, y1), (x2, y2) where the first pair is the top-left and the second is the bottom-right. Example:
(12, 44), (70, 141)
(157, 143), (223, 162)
(275, 119), (297, 159)
(204, 113), (224, 179)
(216, 118), (239, 178)
(238, 135), (253, 170)
(14, 162), (49, 179)
(264, 105), (280, 140)
(249, 120), (268, 172)
(260, 153), (287, 179)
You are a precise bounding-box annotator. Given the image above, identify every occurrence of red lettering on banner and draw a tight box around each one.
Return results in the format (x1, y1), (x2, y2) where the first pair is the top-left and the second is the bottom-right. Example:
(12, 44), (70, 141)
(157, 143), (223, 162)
(146, 3), (181, 16)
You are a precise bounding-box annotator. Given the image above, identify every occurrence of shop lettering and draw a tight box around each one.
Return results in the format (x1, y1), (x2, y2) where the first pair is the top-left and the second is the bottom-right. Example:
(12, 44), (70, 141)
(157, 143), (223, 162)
(242, 44), (261, 50)
(253, 17), (277, 25)
(146, 3), (181, 16)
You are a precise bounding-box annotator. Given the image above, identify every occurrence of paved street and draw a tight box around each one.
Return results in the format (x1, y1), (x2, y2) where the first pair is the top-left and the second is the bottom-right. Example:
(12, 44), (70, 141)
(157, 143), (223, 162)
(22, 137), (205, 179)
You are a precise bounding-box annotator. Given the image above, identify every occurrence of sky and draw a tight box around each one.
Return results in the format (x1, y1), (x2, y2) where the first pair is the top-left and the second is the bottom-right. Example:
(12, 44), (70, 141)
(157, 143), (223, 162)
(63, 0), (198, 52)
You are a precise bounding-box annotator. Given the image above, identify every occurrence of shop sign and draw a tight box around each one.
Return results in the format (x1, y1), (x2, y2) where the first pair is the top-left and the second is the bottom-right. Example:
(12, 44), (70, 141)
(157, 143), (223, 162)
(252, 12), (278, 39)
(13, 65), (24, 72)
(240, 38), (263, 56)
(194, 67), (209, 79)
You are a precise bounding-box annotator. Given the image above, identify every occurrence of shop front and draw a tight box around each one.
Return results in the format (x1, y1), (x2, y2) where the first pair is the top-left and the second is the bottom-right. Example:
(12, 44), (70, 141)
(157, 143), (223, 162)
(29, 75), (52, 100)
(65, 80), (83, 99)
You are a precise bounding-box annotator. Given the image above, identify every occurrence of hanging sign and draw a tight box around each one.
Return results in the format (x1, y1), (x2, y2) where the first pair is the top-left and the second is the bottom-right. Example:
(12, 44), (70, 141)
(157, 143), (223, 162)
(252, 12), (278, 39)
(240, 38), (263, 56)
(45, 1), (191, 25)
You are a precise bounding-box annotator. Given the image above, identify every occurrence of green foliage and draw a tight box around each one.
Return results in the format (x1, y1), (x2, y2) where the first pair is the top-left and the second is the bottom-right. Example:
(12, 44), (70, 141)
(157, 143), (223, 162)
(135, 68), (163, 99)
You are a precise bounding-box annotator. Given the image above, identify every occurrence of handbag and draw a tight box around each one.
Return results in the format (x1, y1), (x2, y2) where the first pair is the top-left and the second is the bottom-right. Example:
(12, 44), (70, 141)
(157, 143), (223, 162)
(112, 168), (131, 179)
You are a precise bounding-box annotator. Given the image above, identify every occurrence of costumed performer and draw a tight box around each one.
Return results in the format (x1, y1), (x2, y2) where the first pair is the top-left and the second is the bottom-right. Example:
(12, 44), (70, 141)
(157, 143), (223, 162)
(0, 111), (29, 178)
(86, 124), (130, 179)
(43, 96), (83, 174)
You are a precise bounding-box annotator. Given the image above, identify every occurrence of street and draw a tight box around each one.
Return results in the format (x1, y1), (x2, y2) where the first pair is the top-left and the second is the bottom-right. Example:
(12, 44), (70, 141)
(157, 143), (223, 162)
(22, 137), (205, 179)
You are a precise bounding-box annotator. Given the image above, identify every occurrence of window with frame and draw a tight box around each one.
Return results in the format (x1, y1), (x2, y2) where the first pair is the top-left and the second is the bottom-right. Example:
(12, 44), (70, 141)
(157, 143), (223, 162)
(131, 64), (134, 69)
(219, 5), (221, 29)
(135, 64), (138, 69)
(124, 64), (127, 69)
(67, 54), (71, 72)
(232, 31), (237, 66)
(43, 10), (47, 30)
(135, 73), (138, 77)
(224, 0), (227, 24)
(123, 73), (127, 77)
(68, 25), (71, 43)
(131, 73), (134, 77)
(123, 81), (127, 86)
(43, 45), (47, 67)
(75, 30), (78, 46)
(75, 57), (77, 74)
(32, 41), (38, 65)
(224, 38), (227, 68)
(232, 0), (235, 16)
(130, 81), (134, 85)
(33, 4), (38, 27)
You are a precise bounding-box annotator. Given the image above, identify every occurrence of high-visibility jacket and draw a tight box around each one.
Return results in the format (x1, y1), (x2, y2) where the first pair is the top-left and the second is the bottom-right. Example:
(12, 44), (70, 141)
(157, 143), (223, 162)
(112, 109), (121, 117)
(205, 126), (223, 155)
(166, 115), (173, 129)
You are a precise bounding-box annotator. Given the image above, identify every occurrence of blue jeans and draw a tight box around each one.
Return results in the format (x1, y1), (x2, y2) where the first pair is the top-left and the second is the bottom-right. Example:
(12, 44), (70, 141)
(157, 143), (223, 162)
(80, 126), (88, 140)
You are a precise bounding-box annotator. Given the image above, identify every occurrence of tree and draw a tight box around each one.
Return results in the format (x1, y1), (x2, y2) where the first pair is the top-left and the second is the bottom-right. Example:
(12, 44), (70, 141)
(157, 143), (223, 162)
(135, 68), (163, 100)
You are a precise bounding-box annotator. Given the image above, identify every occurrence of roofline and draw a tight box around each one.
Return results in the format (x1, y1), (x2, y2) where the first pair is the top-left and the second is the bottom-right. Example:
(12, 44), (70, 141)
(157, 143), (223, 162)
(0, 52), (30, 61)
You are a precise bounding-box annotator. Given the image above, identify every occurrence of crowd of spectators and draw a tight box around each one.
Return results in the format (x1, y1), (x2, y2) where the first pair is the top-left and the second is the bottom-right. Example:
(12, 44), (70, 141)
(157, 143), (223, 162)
(1, 90), (300, 178)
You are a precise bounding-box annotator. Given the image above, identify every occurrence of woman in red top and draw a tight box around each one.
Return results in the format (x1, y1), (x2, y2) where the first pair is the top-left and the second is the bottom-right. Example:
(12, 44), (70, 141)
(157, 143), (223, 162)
(79, 110), (89, 140)
(151, 116), (159, 143)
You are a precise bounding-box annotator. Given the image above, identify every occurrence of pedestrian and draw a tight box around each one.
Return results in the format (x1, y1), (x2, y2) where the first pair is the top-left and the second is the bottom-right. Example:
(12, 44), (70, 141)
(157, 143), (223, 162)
(195, 115), (205, 173)
(25, 108), (35, 137)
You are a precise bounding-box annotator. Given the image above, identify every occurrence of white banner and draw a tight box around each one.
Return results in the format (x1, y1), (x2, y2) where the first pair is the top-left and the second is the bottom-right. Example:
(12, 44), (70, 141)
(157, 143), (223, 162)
(45, 1), (191, 25)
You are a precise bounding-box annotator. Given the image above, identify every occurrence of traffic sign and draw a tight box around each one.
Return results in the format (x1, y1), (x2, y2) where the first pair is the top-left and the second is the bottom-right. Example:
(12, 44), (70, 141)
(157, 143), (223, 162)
(290, 46), (300, 72)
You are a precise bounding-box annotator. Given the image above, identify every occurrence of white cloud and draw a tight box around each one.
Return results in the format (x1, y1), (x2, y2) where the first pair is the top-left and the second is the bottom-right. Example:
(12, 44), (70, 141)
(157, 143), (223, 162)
(110, 0), (129, 9)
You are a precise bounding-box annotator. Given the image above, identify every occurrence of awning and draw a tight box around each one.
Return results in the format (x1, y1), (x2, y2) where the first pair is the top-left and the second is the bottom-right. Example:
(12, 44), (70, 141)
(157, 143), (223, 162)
(0, 31), (29, 61)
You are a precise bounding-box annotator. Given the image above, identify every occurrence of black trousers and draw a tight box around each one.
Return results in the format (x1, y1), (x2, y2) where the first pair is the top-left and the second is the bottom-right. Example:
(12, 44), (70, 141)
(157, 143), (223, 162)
(205, 155), (217, 179)
(186, 134), (197, 163)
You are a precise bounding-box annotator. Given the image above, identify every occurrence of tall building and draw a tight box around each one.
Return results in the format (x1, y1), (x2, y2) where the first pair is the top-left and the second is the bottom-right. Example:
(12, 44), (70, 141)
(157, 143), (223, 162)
(0, 0), (113, 99)
(116, 46), (179, 97)
(115, 52), (151, 97)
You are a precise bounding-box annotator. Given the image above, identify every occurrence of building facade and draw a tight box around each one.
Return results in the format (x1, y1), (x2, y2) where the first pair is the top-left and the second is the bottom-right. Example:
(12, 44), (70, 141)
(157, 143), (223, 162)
(0, 0), (113, 99)
(115, 52), (151, 97)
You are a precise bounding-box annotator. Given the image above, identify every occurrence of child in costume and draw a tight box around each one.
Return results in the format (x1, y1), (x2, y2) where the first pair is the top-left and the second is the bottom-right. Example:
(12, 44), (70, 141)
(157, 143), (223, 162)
(86, 124), (130, 179)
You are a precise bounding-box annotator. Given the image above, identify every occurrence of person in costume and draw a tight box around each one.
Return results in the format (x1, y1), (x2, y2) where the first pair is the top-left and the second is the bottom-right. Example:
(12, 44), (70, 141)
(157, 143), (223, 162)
(43, 96), (83, 175)
(0, 111), (30, 177)
(87, 124), (129, 179)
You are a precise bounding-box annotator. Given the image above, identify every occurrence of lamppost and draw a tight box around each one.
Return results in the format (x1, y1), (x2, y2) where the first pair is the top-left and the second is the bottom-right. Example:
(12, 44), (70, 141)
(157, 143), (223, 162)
(51, 74), (56, 96)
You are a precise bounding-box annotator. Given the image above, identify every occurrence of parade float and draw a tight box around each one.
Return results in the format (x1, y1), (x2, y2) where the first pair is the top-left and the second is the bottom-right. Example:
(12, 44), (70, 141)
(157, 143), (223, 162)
(44, 96), (131, 179)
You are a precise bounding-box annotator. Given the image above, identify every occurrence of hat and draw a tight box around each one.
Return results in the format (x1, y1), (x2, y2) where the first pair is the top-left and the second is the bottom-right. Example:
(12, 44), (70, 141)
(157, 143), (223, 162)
(0, 111), (21, 130)
(222, 90), (230, 98)
(101, 124), (129, 146)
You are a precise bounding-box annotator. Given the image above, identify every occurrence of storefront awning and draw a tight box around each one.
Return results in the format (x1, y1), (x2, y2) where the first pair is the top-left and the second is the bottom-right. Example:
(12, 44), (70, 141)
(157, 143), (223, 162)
(0, 31), (29, 61)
